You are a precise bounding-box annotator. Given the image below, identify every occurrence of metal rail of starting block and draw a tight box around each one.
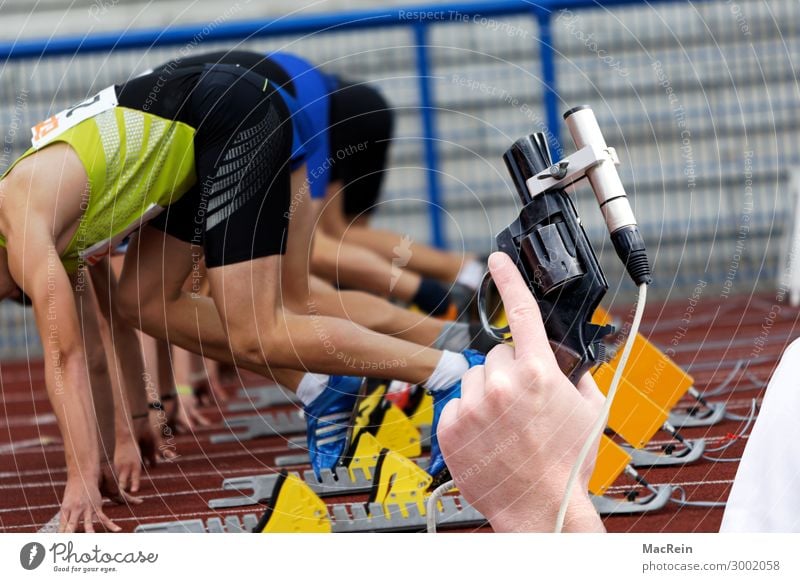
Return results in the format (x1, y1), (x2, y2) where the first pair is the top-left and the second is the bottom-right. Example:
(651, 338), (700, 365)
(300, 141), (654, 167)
(210, 411), (306, 443)
(592, 485), (673, 515)
(209, 454), (432, 509)
(209, 467), (375, 508)
(622, 438), (706, 468)
(668, 402), (727, 428)
(227, 386), (299, 412)
(138, 495), (485, 533)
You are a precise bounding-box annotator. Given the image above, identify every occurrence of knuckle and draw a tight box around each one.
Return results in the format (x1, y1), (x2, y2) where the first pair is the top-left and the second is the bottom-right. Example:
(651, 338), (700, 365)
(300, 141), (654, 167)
(507, 302), (539, 324)
(519, 356), (549, 383)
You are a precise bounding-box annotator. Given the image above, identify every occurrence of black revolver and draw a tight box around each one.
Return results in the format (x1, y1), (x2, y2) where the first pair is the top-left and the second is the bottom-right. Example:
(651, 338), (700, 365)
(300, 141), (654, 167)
(478, 132), (614, 383)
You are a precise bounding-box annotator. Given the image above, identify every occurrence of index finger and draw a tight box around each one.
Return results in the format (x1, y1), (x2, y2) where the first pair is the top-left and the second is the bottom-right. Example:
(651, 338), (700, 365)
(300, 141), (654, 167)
(487, 252), (550, 359)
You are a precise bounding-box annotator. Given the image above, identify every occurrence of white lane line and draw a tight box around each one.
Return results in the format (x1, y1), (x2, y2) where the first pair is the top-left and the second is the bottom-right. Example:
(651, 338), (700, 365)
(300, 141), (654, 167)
(1, 486), (225, 514)
(0, 437), (59, 454)
(0, 465), (280, 490)
(0, 413), (58, 429)
(0, 443), (292, 479)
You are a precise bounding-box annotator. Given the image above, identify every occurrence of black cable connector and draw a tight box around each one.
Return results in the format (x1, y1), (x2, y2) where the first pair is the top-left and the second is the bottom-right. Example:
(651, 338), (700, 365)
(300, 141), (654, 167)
(611, 225), (652, 286)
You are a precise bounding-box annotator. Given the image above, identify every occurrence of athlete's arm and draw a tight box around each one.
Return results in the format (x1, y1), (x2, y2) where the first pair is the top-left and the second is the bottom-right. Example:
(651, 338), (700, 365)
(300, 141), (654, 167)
(90, 258), (155, 490)
(6, 225), (121, 532)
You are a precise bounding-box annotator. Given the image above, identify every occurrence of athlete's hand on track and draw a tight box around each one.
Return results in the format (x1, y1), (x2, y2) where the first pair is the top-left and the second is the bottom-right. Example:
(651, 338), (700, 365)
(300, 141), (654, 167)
(175, 392), (212, 432)
(99, 461), (143, 508)
(59, 475), (121, 533)
(114, 430), (143, 493)
(147, 408), (178, 461)
(134, 416), (159, 467)
(437, 252), (606, 532)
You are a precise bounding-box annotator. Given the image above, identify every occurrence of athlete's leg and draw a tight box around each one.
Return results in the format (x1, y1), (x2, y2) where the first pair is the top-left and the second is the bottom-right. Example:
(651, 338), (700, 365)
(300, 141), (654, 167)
(307, 276), (446, 346)
(117, 227), (290, 380)
(312, 230), (421, 302)
(320, 180), (479, 285)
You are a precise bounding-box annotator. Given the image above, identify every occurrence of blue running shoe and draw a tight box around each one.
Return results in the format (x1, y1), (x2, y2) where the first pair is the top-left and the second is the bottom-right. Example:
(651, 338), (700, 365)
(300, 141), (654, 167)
(427, 349), (486, 479)
(304, 375), (364, 478)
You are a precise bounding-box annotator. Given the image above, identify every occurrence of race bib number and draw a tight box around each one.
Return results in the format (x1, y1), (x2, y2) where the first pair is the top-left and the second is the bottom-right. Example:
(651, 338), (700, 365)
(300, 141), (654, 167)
(31, 85), (118, 148)
(79, 203), (165, 266)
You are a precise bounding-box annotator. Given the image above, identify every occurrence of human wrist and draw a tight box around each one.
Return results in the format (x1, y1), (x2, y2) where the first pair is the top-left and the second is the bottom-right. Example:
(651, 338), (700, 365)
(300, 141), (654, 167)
(66, 456), (100, 481)
(487, 488), (602, 533)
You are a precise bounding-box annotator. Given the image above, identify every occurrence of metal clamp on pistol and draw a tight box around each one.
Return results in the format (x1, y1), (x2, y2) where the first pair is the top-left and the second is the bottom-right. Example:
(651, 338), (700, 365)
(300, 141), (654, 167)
(478, 105), (652, 383)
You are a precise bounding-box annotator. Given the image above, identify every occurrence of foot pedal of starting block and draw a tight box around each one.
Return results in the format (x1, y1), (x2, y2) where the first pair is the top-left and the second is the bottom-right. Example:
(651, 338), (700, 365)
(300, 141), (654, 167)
(254, 472), (331, 533)
(668, 402), (726, 428)
(228, 386), (299, 411)
(210, 410), (306, 443)
(405, 388), (434, 428)
(369, 401), (421, 458)
(368, 448), (432, 519)
(622, 438), (706, 468)
(591, 485), (673, 516)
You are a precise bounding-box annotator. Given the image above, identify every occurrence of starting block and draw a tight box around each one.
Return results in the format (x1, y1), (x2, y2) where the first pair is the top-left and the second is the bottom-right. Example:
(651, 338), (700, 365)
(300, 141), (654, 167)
(592, 363), (670, 449)
(592, 485), (673, 516)
(273, 391), (427, 469)
(210, 433), (429, 509)
(589, 436), (673, 516)
(668, 395), (727, 429)
(622, 437), (706, 468)
(368, 448), (432, 519)
(588, 435), (673, 515)
(589, 435), (632, 496)
(350, 385), (422, 459)
(251, 440), (480, 533)
(209, 466), (376, 509)
(135, 515), (261, 533)
(253, 472), (331, 533)
(402, 387), (435, 429)
(138, 494), (486, 534)
(210, 410), (306, 443)
(594, 307), (724, 428)
(274, 453), (313, 467)
(228, 386), (299, 412)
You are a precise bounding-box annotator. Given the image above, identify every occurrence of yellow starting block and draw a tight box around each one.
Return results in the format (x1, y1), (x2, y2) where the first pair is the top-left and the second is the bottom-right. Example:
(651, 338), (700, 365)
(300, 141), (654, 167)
(588, 435), (632, 496)
(344, 431), (384, 481)
(592, 306), (693, 414)
(352, 385), (422, 459)
(405, 389), (434, 429)
(368, 448), (433, 518)
(592, 363), (669, 449)
(607, 334), (694, 414)
(254, 472), (331, 533)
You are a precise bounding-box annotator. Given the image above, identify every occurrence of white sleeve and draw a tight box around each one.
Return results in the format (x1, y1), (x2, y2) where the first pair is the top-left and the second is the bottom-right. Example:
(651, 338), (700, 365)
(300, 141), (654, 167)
(720, 338), (800, 532)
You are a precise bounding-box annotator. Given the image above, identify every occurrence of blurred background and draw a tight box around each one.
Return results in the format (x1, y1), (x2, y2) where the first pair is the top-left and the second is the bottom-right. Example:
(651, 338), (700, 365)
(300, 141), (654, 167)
(0, 0), (798, 358)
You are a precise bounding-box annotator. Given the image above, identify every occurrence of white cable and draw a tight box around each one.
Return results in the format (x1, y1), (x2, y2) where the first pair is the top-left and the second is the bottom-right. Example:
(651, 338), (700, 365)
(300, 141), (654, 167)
(426, 479), (457, 533)
(669, 486), (727, 508)
(555, 283), (648, 533)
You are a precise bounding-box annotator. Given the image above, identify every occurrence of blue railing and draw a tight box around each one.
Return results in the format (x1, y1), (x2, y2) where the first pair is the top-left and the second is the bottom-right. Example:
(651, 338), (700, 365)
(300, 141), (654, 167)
(0, 0), (682, 248)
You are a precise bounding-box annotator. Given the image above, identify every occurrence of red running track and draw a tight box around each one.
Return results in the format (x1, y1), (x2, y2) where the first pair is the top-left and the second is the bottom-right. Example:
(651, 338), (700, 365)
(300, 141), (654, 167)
(0, 292), (797, 533)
